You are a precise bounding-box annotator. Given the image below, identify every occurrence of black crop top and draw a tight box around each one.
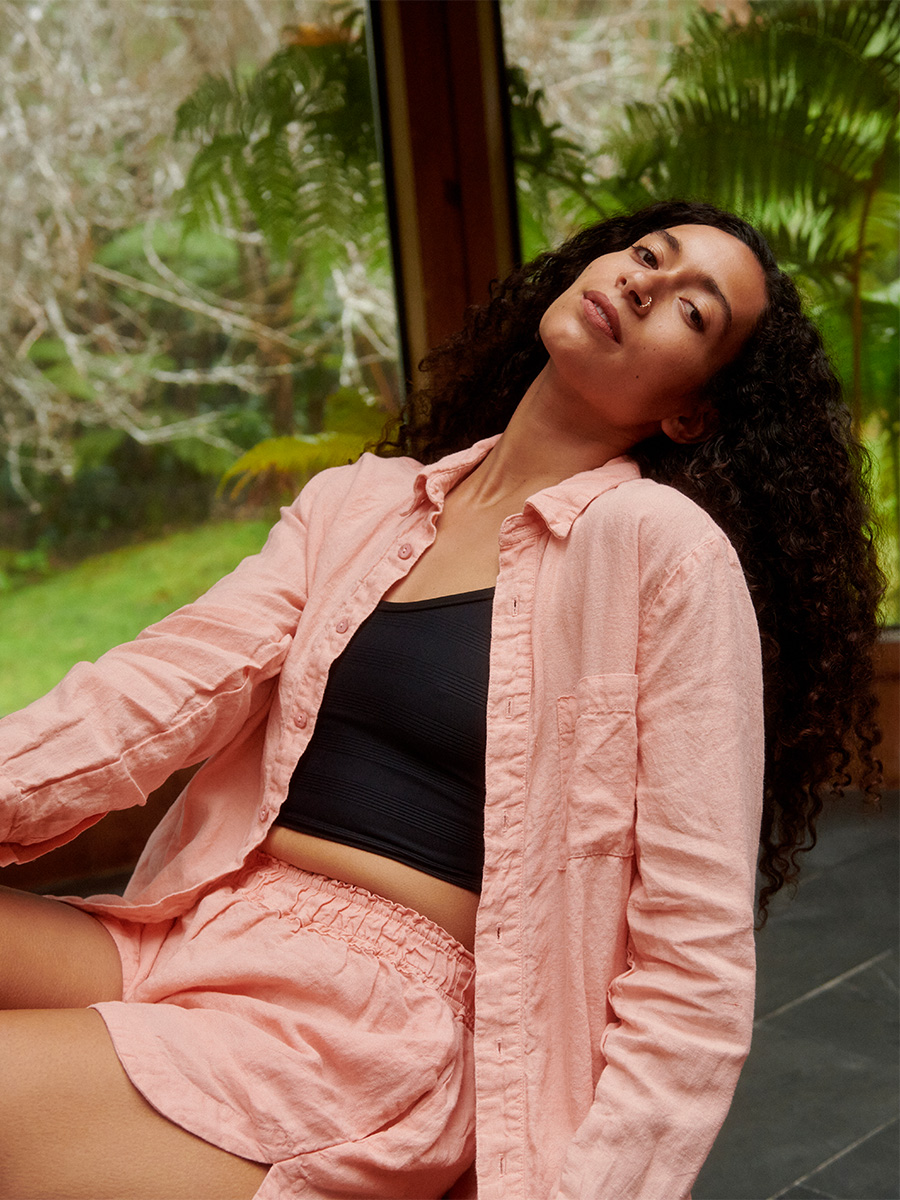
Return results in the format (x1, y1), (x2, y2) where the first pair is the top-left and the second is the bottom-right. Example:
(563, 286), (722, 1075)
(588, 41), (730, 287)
(276, 588), (493, 893)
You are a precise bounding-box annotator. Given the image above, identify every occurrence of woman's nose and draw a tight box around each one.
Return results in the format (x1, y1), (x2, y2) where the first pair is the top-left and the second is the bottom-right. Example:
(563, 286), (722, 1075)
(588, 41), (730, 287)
(618, 272), (652, 311)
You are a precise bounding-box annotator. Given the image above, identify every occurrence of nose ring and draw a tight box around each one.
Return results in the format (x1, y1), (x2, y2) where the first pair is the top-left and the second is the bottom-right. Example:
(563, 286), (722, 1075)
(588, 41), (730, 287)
(638, 296), (652, 309)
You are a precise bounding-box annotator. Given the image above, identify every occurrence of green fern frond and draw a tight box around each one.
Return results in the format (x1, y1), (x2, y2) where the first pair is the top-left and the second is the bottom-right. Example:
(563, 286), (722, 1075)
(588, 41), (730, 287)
(175, 71), (243, 140)
(614, 0), (898, 277)
(174, 12), (383, 267)
(219, 433), (367, 504)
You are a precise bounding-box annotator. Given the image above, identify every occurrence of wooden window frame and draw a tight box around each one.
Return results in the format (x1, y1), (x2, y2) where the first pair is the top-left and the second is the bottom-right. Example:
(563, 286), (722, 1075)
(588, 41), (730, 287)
(367, 0), (520, 388)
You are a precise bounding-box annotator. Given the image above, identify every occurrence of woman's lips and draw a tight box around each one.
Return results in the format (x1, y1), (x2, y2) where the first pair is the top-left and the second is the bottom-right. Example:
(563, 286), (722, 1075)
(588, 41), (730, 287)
(582, 291), (621, 342)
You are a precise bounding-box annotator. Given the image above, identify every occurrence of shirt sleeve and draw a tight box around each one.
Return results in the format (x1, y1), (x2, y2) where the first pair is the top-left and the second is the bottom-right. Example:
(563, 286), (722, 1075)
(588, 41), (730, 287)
(0, 480), (322, 866)
(553, 535), (765, 1200)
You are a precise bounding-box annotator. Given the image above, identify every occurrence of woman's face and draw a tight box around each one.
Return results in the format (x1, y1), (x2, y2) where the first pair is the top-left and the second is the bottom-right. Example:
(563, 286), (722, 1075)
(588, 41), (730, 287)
(537, 223), (768, 447)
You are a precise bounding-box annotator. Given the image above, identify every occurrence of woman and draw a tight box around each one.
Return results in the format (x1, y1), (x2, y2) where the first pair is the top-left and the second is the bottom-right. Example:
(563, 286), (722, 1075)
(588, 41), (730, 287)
(0, 200), (883, 1200)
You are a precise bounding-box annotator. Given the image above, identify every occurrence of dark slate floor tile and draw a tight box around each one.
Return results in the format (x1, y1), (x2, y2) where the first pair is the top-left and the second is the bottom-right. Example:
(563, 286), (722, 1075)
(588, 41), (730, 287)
(797, 791), (898, 875)
(801, 1118), (900, 1200)
(695, 956), (898, 1200)
(753, 805), (898, 1018)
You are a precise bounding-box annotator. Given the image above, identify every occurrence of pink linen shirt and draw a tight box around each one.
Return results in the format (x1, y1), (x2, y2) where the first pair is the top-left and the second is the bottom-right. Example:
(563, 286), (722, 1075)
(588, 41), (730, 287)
(0, 435), (764, 1200)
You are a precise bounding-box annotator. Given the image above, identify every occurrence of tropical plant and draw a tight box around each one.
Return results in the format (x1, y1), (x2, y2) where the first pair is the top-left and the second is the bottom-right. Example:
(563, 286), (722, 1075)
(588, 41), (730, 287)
(219, 384), (387, 506)
(173, 5), (399, 436)
(615, 0), (899, 430)
(219, 433), (365, 505)
(507, 64), (608, 257)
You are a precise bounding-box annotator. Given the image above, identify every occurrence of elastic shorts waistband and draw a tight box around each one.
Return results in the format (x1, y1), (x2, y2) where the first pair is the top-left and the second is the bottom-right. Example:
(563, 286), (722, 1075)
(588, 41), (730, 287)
(236, 851), (475, 1024)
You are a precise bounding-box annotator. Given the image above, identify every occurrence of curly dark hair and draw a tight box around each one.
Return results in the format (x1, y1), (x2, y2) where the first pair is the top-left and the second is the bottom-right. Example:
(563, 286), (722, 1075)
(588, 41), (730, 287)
(375, 199), (885, 923)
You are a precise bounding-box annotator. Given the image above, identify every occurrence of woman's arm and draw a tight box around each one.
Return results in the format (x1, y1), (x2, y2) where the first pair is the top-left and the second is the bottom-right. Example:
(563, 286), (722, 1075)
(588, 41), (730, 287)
(0, 480), (323, 865)
(554, 536), (764, 1200)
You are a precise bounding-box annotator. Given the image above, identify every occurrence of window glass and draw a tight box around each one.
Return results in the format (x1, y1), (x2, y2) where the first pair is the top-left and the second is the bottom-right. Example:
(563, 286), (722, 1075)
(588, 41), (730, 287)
(0, 0), (399, 713)
(501, 0), (899, 623)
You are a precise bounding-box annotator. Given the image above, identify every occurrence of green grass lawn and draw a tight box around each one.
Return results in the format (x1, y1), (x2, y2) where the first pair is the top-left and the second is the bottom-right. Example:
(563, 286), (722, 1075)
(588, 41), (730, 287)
(0, 519), (271, 717)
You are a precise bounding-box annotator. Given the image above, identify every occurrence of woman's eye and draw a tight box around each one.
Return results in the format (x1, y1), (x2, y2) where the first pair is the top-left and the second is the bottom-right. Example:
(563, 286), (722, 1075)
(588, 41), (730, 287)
(633, 243), (658, 268)
(684, 301), (705, 330)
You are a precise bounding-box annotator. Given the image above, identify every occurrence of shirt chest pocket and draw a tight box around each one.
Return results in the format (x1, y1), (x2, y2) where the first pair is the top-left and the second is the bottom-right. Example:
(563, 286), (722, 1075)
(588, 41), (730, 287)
(557, 674), (638, 864)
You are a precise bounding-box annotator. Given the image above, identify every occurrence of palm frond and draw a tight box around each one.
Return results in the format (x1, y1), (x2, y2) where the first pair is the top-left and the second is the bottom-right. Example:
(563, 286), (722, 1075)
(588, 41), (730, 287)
(174, 9), (382, 265)
(615, 0), (898, 275)
(219, 432), (366, 504)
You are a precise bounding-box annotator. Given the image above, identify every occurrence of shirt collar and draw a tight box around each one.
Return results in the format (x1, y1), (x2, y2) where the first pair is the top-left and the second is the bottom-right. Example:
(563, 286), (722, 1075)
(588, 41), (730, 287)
(410, 435), (641, 538)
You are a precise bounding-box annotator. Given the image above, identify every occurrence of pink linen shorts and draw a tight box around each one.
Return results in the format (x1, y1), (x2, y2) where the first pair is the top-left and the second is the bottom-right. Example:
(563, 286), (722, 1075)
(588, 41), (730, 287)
(87, 852), (476, 1200)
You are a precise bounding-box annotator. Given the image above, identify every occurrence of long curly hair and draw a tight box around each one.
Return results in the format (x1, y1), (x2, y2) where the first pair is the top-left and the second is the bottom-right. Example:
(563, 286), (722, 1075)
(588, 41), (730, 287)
(375, 199), (885, 922)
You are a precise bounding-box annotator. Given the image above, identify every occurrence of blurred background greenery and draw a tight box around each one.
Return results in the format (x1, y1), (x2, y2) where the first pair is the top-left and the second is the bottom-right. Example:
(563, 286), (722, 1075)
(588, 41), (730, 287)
(0, 0), (896, 715)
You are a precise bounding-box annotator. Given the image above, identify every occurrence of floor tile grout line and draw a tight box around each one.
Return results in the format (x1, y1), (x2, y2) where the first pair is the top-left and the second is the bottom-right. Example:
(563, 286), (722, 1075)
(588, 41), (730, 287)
(769, 1185), (836, 1199)
(765, 1115), (900, 1200)
(754, 949), (894, 1025)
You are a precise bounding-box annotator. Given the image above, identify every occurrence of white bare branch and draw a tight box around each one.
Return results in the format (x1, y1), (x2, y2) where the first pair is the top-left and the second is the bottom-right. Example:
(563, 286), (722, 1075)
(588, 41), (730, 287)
(0, 0), (397, 517)
(88, 261), (319, 358)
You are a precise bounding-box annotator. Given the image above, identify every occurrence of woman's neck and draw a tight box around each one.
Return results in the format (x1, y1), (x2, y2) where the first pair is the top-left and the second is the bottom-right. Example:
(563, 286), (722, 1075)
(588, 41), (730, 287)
(460, 373), (630, 509)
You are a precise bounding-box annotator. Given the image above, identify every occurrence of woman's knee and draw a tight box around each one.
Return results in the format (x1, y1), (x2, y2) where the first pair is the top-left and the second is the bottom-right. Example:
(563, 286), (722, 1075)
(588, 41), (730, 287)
(0, 885), (123, 1009)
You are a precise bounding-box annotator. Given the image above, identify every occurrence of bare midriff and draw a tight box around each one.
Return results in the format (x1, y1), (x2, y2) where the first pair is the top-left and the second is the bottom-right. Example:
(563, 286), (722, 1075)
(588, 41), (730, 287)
(260, 825), (479, 952)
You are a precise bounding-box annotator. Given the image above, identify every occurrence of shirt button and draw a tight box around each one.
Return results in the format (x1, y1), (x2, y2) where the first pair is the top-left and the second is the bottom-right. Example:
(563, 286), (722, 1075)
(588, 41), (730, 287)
(294, 710), (308, 728)
(398, 542), (413, 559)
(335, 618), (349, 633)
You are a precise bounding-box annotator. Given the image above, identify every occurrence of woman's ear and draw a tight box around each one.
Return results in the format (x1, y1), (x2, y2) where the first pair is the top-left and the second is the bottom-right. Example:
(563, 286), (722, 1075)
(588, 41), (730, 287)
(660, 404), (719, 445)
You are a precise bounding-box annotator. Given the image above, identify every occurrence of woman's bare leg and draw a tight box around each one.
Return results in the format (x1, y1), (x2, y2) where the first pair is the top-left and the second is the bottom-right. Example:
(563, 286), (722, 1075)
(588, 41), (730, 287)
(0, 884), (123, 1008)
(0, 1008), (268, 1200)
(0, 889), (269, 1198)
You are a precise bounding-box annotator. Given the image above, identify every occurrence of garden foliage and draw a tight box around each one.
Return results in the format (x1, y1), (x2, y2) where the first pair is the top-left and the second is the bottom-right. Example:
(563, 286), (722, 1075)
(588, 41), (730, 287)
(1, 0), (896, 615)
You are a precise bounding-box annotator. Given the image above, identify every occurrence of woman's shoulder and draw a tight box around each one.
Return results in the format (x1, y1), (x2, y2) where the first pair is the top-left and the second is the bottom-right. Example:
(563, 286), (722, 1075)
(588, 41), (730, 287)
(573, 479), (753, 633)
(576, 476), (745, 595)
(292, 450), (423, 515)
(590, 475), (733, 548)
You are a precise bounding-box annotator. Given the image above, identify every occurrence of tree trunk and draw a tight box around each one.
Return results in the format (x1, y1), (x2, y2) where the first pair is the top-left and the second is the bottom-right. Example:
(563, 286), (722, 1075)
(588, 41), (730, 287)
(268, 349), (296, 436)
(238, 237), (299, 436)
(849, 141), (890, 435)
